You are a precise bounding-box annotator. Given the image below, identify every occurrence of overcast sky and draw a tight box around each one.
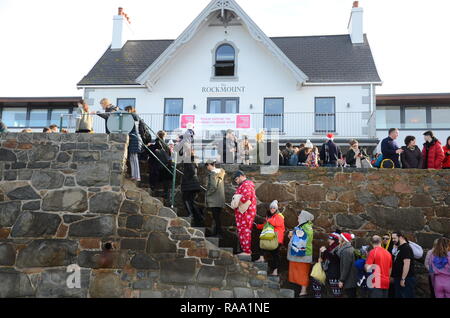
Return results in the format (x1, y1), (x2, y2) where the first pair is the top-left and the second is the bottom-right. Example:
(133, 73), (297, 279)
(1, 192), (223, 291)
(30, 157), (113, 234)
(1, 0), (449, 97)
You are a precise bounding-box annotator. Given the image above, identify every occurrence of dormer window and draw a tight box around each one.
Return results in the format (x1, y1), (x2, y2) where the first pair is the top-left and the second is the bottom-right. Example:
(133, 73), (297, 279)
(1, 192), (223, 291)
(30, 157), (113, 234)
(214, 44), (235, 76)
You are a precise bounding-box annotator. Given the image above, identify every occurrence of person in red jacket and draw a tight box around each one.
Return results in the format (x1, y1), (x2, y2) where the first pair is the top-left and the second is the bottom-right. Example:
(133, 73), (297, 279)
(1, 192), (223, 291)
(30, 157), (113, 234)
(422, 131), (445, 169)
(443, 136), (450, 169)
(233, 170), (257, 256)
(256, 200), (285, 276)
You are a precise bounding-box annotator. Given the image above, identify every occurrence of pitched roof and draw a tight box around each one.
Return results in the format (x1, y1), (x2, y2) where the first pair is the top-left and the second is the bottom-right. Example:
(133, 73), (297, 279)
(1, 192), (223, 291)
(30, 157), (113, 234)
(77, 34), (381, 86)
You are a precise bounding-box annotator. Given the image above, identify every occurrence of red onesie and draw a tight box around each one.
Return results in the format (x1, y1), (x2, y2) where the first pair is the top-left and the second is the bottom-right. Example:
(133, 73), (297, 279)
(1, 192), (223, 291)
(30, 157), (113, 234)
(234, 179), (257, 254)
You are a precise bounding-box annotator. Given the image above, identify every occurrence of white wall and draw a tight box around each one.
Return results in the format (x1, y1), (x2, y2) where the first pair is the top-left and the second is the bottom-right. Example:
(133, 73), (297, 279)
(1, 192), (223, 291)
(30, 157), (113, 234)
(84, 19), (374, 138)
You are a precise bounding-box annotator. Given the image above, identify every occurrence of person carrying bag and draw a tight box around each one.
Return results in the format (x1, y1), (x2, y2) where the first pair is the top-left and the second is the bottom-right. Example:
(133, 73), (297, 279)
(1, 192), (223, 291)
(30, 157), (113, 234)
(255, 200), (285, 276)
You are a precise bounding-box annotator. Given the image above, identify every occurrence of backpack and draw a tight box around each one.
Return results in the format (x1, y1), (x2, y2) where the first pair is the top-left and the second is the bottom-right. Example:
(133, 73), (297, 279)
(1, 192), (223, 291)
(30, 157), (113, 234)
(290, 226), (308, 257)
(289, 154), (298, 166)
(380, 158), (395, 169)
(392, 242), (423, 260)
(409, 242), (424, 259)
(373, 154), (383, 168)
(138, 119), (152, 145)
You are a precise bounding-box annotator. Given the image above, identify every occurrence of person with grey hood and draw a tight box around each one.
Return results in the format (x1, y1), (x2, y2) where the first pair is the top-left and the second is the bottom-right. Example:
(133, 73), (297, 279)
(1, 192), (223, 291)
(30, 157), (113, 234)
(337, 232), (359, 298)
(204, 160), (226, 237)
(287, 210), (314, 297)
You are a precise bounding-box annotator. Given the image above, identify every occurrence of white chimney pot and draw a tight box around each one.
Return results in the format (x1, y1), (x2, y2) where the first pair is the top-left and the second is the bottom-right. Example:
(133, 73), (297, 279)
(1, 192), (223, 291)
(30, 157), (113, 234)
(348, 3), (364, 44)
(111, 8), (132, 50)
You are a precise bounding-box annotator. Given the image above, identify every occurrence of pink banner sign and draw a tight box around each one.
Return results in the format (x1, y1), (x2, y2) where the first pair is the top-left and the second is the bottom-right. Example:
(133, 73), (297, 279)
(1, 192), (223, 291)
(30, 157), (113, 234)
(179, 114), (252, 130)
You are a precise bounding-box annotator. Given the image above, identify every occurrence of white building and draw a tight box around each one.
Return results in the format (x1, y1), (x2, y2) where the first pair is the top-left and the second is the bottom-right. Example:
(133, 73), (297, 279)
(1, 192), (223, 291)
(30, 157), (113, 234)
(77, 0), (382, 146)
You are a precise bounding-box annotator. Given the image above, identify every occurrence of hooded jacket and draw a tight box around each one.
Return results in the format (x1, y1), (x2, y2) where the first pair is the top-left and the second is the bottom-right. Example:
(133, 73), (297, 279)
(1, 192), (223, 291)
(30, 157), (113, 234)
(205, 168), (226, 208)
(287, 210), (314, 263)
(422, 139), (444, 169)
(257, 212), (285, 244)
(443, 145), (450, 168)
(336, 242), (358, 289)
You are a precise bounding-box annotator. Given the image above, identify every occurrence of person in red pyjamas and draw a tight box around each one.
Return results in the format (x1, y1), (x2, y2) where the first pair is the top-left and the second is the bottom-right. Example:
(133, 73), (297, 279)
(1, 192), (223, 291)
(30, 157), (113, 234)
(233, 170), (257, 256)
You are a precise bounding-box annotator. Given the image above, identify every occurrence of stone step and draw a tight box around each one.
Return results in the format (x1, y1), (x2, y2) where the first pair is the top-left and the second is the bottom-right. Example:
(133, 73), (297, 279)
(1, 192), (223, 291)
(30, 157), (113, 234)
(220, 247), (234, 254)
(205, 237), (220, 247)
(257, 270), (267, 276)
(180, 217), (192, 225)
(253, 262), (268, 271)
(236, 254), (252, 262)
(279, 289), (295, 298)
(268, 275), (280, 283)
(192, 227), (205, 234)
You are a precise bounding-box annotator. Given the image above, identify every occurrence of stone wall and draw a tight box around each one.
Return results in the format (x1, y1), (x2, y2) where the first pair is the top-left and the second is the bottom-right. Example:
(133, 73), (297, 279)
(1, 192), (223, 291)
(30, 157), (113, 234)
(0, 133), (292, 298)
(194, 165), (450, 297)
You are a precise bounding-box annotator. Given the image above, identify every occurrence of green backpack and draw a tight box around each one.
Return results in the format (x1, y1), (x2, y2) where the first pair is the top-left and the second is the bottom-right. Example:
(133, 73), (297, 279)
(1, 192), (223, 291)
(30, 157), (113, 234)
(259, 222), (276, 240)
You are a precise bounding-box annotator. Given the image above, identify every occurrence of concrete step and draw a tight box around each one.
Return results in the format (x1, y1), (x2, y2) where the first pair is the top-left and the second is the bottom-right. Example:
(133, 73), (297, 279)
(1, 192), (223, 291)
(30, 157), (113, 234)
(205, 237), (220, 247)
(253, 262), (268, 271)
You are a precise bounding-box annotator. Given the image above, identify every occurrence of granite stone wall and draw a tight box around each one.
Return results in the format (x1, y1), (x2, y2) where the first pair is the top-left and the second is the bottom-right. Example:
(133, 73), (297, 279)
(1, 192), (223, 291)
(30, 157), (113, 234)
(0, 133), (292, 298)
(194, 165), (450, 297)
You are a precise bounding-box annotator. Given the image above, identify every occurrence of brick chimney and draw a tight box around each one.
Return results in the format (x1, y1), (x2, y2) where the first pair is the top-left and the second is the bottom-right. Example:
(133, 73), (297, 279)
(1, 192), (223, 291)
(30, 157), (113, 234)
(348, 1), (364, 44)
(111, 7), (132, 50)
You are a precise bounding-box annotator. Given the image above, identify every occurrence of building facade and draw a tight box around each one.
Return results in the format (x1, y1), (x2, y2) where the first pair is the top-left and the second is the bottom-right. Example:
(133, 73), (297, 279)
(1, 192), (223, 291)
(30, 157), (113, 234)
(0, 97), (81, 132)
(376, 93), (450, 148)
(77, 0), (381, 146)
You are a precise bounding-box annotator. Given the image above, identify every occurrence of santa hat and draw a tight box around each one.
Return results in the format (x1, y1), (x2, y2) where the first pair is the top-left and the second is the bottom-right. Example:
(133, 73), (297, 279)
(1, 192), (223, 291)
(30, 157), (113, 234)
(328, 232), (340, 241)
(326, 133), (334, 140)
(341, 233), (355, 242)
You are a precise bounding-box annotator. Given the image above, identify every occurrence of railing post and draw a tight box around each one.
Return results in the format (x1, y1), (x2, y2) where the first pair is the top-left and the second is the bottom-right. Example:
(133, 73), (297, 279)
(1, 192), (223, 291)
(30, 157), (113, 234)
(59, 115), (63, 132)
(118, 113), (123, 133)
(171, 151), (178, 208)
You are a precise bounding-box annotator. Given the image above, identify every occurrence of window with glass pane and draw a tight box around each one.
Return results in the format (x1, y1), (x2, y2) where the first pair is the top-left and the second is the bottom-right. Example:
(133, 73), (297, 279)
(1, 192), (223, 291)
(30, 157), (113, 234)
(431, 106), (450, 129)
(264, 98), (283, 132)
(164, 99), (183, 131)
(405, 107), (427, 129)
(117, 98), (136, 110)
(207, 98), (239, 113)
(29, 109), (48, 127)
(315, 98), (335, 132)
(215, 44), (235, 76)
(50, 109), (70, 129)
(376, 106), (401, 129)
(1, 108), (27, 127)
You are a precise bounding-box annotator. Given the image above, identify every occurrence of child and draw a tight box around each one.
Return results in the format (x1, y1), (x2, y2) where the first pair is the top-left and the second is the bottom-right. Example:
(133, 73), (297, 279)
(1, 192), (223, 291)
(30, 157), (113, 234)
(256, 200), (285, 276)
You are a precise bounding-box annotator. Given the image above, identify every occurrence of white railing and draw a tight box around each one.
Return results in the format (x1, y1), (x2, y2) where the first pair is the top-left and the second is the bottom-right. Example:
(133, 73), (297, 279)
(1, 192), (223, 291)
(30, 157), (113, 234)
(61, 111), (375, 139)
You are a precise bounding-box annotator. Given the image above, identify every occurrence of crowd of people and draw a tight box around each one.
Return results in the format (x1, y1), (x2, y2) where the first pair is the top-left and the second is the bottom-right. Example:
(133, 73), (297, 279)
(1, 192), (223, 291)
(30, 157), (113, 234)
(280, 130), (450, 169)
(218, 169), (450, 298)
(2, 100), (450, 299)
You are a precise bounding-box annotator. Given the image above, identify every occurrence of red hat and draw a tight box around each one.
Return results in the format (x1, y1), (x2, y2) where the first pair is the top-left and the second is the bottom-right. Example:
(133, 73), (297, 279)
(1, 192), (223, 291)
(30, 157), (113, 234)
(328, 233), (340, 241)
(326, 133), (334, 140)
(341, 233), (355, 242)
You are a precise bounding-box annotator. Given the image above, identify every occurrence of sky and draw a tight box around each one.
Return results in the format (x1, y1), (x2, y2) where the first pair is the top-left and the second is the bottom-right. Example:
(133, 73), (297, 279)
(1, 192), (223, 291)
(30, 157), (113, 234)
(0, 0), (449, 97)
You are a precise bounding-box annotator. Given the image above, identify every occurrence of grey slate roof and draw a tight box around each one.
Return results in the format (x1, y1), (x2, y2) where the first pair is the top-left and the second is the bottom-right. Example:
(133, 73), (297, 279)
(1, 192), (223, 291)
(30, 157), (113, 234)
(78, 34), (381, 86)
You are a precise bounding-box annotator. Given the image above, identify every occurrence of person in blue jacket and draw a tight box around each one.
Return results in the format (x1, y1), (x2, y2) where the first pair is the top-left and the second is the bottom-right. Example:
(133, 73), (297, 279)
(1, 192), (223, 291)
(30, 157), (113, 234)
(381, 128), (404, 168)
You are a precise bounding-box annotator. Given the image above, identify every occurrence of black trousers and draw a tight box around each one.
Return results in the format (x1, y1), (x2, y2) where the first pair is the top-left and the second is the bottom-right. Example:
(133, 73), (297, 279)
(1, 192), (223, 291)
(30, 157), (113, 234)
(344, 288), (357, 298)
(262, 246), (280, 272)
(210, 207), (223, 235)
(183, 191), (204, 227)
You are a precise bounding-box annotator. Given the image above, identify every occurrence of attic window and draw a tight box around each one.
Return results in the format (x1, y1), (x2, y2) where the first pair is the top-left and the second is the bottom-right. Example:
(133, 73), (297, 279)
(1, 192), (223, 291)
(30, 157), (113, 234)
(214, 44), (235, 76)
